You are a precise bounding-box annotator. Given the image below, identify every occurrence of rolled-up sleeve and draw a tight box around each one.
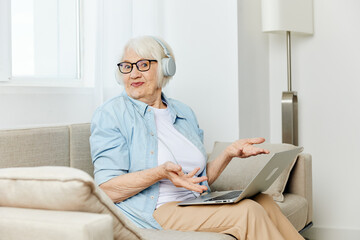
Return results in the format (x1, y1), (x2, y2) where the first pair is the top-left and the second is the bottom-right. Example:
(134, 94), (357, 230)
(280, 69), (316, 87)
(90, 109), (129, 186)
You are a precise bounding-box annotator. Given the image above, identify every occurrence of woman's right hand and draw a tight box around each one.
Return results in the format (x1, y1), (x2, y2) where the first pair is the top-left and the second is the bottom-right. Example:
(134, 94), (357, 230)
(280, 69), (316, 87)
(160, 161), (208, 193)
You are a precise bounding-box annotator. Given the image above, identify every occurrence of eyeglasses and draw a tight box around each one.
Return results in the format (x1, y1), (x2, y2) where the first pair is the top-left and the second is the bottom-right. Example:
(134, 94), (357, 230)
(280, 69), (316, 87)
(117, 59), (158, 74)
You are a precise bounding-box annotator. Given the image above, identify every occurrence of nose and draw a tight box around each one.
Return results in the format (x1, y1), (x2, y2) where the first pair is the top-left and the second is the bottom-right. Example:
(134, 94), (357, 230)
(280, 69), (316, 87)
(130, 65), (142, 79)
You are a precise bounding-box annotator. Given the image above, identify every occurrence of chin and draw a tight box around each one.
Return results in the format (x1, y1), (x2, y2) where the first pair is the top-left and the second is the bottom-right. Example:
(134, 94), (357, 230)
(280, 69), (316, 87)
(127, 90), (144, 100)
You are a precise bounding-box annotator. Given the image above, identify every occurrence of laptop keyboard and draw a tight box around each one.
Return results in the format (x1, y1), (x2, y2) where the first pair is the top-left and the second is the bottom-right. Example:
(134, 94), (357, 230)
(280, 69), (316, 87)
(205, 190), (243, 202)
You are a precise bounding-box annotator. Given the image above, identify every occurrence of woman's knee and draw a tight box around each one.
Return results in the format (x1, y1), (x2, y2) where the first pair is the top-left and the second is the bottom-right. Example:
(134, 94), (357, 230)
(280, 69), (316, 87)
(238, 199), (268, 217)
(254, 193), (273, 203)
(254, 193), (279, 211)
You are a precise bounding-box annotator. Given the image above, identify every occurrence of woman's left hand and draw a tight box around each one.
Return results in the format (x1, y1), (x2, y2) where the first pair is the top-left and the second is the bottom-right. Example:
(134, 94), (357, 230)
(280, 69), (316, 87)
(206, 137), (270, 185)
(224, 137), (270, 159)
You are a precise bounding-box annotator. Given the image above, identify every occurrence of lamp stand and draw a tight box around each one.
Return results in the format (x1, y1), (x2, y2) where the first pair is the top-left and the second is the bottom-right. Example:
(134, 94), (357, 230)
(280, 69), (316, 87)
(282, 31), (298, 146)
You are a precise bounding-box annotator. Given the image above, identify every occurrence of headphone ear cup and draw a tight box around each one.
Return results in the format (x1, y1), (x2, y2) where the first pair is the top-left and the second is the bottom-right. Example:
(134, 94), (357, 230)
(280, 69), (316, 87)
(161, 57), (176, 77)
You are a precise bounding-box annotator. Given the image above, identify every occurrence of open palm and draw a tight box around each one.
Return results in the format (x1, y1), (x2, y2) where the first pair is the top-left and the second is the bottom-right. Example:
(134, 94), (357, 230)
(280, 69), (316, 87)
(225, 138), (270, 159)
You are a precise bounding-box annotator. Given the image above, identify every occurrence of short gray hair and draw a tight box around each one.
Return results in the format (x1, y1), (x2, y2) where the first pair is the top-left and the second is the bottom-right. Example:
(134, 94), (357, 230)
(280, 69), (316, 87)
(116, 35), (175, 88)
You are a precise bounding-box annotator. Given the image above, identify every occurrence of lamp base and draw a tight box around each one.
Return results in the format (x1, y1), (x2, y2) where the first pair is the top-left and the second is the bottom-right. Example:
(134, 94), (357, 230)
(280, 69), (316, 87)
(282, 91), (298, 146)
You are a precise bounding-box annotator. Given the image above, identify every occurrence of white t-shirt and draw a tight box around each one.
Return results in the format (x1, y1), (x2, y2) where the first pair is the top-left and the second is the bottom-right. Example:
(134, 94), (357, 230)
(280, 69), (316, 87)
(152, 107), (206, 208)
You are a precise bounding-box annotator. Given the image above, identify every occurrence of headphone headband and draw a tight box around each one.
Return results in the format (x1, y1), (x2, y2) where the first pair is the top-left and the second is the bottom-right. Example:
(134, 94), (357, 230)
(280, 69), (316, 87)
(152, 37), (172, 58)
(152, 37), (176, 77)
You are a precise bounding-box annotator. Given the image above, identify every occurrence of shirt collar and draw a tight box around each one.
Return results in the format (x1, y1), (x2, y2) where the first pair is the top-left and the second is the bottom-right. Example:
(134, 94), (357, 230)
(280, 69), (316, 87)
(122, 90), (186, 122)
(122, 91), (148, 116)
(161, 92), (186, 123)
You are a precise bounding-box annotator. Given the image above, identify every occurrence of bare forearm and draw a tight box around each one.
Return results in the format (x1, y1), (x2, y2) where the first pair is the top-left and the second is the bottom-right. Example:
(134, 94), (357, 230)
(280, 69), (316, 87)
(100, 166), (164, 203)
(206, 151), (232, 186)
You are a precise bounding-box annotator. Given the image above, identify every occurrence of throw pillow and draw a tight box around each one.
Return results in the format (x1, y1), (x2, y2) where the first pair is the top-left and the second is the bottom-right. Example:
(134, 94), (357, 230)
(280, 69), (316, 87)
(0, 166), (140, 240)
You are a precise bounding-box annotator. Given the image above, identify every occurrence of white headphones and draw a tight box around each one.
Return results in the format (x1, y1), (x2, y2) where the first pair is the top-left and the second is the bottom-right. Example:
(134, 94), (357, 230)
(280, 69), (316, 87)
(153, 37), (176, 77)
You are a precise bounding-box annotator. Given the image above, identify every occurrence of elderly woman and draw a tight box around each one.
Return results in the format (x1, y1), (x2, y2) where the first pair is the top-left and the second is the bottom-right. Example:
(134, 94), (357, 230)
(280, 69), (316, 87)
(90, 36), (304, 240)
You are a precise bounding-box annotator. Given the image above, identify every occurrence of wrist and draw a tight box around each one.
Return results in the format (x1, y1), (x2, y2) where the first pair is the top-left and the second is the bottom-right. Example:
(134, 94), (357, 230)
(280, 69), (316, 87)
(223, 147), (234, 161)
(157, 164), (167, 180)
(222, 150), (233, 163)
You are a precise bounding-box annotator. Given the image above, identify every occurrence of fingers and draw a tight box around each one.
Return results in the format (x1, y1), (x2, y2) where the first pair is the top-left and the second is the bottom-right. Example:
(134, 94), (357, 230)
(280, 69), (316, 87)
(164, 162), (182, 173)
(181, 180), (208, 193)
(167, 165), (201, 179)
(247, 148), (269, 156)
(187, 167), (200, 178)
(261, 148), (270, 154)
(246, 137), (266, 144)
(167, 169), (208, 193)
(240, 146), (270, 158)
(230, 137), (270, 158)
(164, 163), (208, 193)
(192, 185), (208, 193)
(191, 176), (208, 184)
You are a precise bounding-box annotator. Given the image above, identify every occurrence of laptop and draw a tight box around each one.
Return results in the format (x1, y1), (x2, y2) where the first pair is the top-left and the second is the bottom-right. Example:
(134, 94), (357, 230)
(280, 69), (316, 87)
(178, 146), (303, 206)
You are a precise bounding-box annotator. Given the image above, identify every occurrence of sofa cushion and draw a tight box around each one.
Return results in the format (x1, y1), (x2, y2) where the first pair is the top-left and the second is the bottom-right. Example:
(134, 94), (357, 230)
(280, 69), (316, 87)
(0, 126), (70, 168)
(0, 207), (113, 240)
(208, 142), (299, 202)
(0, 166), (140, 240)
(277, 193), (308, 231)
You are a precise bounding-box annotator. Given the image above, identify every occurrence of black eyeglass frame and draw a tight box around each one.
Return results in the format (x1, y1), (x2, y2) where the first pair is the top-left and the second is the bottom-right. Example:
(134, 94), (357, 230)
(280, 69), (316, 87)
(117, 59), (158, 74)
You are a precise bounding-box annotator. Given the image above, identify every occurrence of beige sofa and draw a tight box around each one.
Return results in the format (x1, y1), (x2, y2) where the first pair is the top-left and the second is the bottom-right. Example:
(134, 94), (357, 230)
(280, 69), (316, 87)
(0, 123), (313, 240)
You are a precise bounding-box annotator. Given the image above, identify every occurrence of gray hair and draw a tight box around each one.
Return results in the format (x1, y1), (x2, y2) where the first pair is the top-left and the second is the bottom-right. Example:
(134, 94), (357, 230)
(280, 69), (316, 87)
(116, 36), (175, 88)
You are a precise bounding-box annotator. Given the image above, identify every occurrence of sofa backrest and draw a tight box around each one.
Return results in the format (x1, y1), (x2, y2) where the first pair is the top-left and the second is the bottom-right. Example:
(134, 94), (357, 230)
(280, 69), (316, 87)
(0, 126), (70, 168)
(69, 124), (93, 177)
(0, 124), (94, 177)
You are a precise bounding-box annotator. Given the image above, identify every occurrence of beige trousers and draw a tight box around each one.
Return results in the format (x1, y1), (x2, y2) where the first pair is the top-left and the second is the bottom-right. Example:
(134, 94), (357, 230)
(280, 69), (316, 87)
(153, 194), (304, 240)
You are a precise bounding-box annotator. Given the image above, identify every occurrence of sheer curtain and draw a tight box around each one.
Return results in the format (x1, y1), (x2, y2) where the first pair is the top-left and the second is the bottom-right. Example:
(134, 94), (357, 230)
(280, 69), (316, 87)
(98, 0), (164, 101)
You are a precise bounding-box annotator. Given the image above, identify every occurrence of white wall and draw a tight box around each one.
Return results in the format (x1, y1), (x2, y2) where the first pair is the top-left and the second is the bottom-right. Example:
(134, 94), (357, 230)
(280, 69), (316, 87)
(269, 0), (360, 232)
(237, 0), (270, 140)
(162, 0), (240, 151)
(0, 87), (96, 129)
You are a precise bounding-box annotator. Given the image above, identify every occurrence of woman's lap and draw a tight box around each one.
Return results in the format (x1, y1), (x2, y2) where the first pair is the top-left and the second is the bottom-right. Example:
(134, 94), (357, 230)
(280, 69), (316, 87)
(154, 198), (259, 231)
(153, 193), (304, 240)
(153, 194), (281, 239)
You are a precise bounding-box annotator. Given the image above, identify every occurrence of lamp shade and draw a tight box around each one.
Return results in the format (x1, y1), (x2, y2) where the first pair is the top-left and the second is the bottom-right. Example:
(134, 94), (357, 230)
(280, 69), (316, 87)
(261, 0), (314, 34)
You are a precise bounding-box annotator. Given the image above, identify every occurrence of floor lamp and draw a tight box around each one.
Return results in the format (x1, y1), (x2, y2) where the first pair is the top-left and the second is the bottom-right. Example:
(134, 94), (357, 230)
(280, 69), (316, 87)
(261, 0), (314, 146)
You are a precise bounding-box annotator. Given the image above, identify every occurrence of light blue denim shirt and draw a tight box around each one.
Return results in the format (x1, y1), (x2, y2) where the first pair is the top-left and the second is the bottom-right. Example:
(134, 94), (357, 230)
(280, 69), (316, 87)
(90, 90), (210, 229)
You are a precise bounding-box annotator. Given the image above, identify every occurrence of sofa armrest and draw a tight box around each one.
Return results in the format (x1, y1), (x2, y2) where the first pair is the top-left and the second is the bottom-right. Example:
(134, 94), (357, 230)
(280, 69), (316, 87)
(285, 153), (313, 224)
(0, 207), (113, 240)
(0, 166), (141, 240)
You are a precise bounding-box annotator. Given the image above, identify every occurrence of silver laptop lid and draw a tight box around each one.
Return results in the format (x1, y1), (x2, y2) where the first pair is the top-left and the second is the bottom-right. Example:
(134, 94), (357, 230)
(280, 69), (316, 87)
(234, 146), (304, 201)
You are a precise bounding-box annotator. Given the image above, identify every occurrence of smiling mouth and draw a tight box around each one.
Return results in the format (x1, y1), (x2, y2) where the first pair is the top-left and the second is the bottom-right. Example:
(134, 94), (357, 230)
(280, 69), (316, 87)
(131, 82), (144, 87)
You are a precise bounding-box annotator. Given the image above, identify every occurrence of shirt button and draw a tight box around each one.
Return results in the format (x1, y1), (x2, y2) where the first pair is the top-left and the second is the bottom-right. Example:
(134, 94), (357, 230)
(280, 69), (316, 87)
(150, 196), (155, 200)
(150, 151), (154, 155)
(150, 132), (154, 136)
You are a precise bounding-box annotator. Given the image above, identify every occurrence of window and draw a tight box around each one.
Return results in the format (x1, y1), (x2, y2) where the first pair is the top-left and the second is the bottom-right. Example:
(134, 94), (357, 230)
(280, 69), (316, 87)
(0, 0), (96, 87)
(11, 0), (80, 80)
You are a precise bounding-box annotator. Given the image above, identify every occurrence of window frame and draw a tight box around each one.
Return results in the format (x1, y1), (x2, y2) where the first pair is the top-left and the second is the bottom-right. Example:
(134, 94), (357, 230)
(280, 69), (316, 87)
(0, 0), (11, 83)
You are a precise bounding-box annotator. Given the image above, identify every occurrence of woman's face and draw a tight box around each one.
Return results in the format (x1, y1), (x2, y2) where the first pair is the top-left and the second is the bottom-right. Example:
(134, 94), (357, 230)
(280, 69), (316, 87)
(122, 49), (161, 104)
